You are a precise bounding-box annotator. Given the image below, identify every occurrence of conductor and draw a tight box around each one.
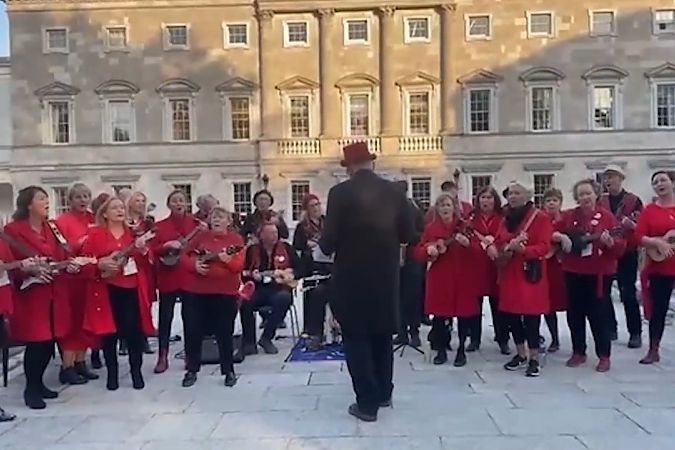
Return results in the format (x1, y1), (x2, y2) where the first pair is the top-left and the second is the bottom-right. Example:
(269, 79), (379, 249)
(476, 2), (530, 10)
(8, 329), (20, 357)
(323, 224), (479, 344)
(320, 142), (414, 422)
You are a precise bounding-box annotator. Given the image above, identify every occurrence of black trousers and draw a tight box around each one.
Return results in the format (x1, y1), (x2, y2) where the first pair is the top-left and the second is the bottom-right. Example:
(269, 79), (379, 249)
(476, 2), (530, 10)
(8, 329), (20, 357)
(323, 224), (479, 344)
(304, 283), (329, 337)
(609, 251), (642, 336)
(472, 296), (509, 345)
(158, 290), (182, 351)
(241, 286), (293, 344)
(102, 286), (145, 373)
(506, 313), (541, 350)
(565, 273), (612, 358)
(398, 261), (423, 331)
(23, 340), (54, 393)
(342, 333), (393, 416)
(183, 292), (238, 374)
(647, 274), (675, 341)
(429, 316), (473, 351)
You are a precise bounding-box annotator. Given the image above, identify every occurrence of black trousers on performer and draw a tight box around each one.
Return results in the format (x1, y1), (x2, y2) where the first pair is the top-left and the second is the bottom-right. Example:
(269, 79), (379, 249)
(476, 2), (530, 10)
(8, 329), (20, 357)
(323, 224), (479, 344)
(182, 292), (238, 374)
(506, 313), (541, 350)
(241, 286), (293, 345)
(472, 296), (510, 345)
(23, 341), (54, 395)
(565, 273), (612, 358)
(342, 333), (393, 416)
(304, 283), (329, 337)
(102, 286), (145, 376)
(158, 290), (182, 352)
(398, 261), (423, 331)
(647, 274), (675, 341)
(609, 251), (642, 337)
(429, 316), (472, 351)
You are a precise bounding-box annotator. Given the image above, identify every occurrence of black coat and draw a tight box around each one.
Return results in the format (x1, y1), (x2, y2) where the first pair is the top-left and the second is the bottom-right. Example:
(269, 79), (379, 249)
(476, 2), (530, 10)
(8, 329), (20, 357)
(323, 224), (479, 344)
(319, 170), (415, 335)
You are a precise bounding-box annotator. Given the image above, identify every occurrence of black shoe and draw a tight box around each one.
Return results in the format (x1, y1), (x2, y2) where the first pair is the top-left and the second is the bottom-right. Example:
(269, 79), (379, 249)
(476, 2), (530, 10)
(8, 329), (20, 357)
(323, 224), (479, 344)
(504, 355), (527, 371)
(628, 334), (642, 349)
(466, 341), (480, 353)
(23, 390), (46, 410)
(59, 367), (88, 385)
(305, 336), (322, 352)
(525, 359), (540, 377)
(499, 342), (511, 355)
(392, 333), (409, 346)
(610, 331), (618, 341)
(547, 341), (560, 353)
(118, 341), (128, 356)
(91, 350), (103, 369)
(169, 335), (182, 342)
(454, 350), (467, 367)
(278, 321), (287, 329)
(243, 344), (258, 356)
(182, 371), (198, 388)
(409, 330), (421, 348)
(106, 366), (119, 391)
(131, 369), (145, 390)
(433, 350), (448, 365)
(379, 398), (392, 408)
(224, 372), (238, 387)
(143, 339), (155, 354)
(75, 362), (99, 380)
(258, 339), (279, 355)
(39, 385), (59, 399)
(348, 403), (377, 422)
(0, 407), (16, 422)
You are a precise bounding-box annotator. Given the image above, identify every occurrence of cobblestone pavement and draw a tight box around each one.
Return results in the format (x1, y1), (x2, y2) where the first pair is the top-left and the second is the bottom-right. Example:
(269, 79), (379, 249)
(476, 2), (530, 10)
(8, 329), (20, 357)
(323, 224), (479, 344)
(1, 300), (675, 450)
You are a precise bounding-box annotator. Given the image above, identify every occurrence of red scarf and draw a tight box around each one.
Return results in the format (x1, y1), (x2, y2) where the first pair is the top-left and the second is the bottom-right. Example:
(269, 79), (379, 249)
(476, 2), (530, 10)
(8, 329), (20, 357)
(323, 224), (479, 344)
(300, 216), (323, 242)
(249, 241), (290, 271)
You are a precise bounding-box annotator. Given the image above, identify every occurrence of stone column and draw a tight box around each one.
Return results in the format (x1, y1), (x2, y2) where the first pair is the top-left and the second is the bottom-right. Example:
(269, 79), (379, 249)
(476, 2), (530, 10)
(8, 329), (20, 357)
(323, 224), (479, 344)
(440, 3), (457, 134)
(378, 6), (397, 136)
(317, 8), (338, 138)
(257, 9), (274, 138)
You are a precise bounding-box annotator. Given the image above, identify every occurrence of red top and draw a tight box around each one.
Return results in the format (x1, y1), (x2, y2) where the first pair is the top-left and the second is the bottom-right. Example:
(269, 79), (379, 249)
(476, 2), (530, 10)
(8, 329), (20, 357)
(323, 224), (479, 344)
(559, 206), (626, 275)
(468, 211), (501, 297)
(55, 210), (94, 254)
(152, 213), (200, 293)
(182, 231), (245, 295)
(635, 203), (675, 275)
(0, 241), (14, 316)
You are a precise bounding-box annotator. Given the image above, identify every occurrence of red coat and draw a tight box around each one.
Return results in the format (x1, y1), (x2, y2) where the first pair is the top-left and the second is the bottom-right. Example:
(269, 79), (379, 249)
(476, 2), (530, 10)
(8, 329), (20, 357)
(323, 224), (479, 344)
(152, 213), (200, 293)
(496, 206), (552, 315)
(469, 212), (501, 297)
(635, 203), (675, 276)
(0, 241), (15, 316)
(79, 226), (155, 336)
(546, 212), (567, 312)
(414, 219), (479, 318)
(182, 231), (245, 295)
(4, 220), (72, 342)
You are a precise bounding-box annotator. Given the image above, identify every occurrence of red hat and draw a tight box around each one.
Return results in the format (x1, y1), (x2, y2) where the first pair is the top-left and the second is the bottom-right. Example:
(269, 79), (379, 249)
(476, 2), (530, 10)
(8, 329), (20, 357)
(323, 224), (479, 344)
(340, 141), (376, 167)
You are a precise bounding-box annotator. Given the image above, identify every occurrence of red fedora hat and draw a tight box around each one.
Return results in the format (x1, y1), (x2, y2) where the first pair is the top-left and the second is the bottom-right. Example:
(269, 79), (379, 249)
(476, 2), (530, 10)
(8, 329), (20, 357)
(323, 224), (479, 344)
(340, 141), (377, 167)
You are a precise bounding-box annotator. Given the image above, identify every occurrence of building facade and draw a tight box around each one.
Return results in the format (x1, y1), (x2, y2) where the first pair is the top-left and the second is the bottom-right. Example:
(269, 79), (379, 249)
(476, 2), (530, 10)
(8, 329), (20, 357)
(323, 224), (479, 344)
(5, 0), (675, 221)
(0, 56), (13, 215)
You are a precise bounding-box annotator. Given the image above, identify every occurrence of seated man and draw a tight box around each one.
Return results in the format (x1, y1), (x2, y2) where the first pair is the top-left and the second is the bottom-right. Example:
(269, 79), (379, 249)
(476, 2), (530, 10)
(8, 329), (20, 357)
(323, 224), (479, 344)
(241, 222), (300, 355)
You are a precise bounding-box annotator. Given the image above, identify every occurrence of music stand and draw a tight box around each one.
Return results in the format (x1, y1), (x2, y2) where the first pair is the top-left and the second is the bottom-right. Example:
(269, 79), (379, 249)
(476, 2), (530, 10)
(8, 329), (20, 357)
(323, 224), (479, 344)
(393, 339), (424, 357)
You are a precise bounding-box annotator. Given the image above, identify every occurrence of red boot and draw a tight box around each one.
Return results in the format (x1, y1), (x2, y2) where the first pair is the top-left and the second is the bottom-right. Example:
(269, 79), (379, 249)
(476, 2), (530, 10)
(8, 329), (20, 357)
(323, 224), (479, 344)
(639, 339), (661, 365)
(596, 357), (611, 372)
(154, 349), (169, 374)
(565, 353), (587, 367)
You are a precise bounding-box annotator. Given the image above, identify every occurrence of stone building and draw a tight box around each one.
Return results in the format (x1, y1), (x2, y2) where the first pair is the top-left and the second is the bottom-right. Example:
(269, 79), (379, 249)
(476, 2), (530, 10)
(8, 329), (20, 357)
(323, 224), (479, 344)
(4, 0), (675, 221)
(0, 56), (13, 215)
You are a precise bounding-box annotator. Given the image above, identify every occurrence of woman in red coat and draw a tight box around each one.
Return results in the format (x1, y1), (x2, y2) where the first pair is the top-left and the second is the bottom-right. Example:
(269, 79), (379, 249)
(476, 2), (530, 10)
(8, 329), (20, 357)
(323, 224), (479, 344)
(558, 179), (626, 372)
(634, 171), (675, 364)
(180, 207), (245, 388)
(467, 186), (509, 355)
(54, 183), (99, 385)
(4, 186), (86, 409)
(80, 196), (155, 391)
(542, 188), (567, 353)
(415, 193), (479, 367)
(494, 181), (552, 377)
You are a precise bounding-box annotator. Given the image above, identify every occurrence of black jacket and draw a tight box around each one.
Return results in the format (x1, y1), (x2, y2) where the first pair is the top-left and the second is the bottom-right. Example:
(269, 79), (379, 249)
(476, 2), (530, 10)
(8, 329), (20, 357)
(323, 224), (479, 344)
(292, 217), (332, 278)
(319, 170), (415, 335)
(240, 209), (290, 241)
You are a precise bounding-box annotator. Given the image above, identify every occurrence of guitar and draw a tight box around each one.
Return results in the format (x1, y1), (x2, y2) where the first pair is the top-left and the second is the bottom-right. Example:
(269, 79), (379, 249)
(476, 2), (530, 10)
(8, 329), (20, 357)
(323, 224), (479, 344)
(159, 221), (207, 266)
(20, 256), (98, 290)
(242, 268), (297, 288)
(194, 245), (244, 264)
(645, 229), (675, 262)
(99, 228), (157, 279)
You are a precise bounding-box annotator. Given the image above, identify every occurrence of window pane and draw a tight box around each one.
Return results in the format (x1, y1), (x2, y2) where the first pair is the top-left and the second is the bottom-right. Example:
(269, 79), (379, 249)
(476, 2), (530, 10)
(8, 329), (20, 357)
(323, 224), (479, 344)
(592, 12), (614, 35)
(469, 89), (491, 132)
(112, 184), (132, 195)
(291, 181), (311, 221)
(531, 87), (553, 131)
(172, 184), (193, 213)
(468, 16), (490, 37)
(170, 99), (191, 141)
(227, 24), (248, 45)
(107, 27), (127, 48)
(289, 96), (310, 138)
(530, 13), (552, 34)
(656, 84), (675, 127)
(50, 101), (70, 144)
(656, 10), (675, 32)
(229, 97), (250, 140)
(109, 100), (132, 143)
(47, 29), (67, 49)
(411, 177), (432, 211)
(471, 176), (492, 203)
(593, 86), (615, 129)
(347, 20), (368, 42)
(407, 18), (429, 39)
(287, 22), (308, 43)
(233, 182), (252, 215)
(409, 92), (429, 134)
(167, 26), (188, 46)
(52, 187), (69, 216)
(348, 95), (369, 136)
(533, 174), (554, 208)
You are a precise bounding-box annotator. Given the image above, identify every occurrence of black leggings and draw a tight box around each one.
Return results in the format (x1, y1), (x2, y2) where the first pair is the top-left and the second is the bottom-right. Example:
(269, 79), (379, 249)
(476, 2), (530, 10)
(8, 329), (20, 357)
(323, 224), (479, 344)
(544, 313), (560, 343)
(304, 283), (329, 337)
(473, 296), (510, 345)
(158, 290), (182, 351)
(648, 274), (675, 342)
(429, 316), (473, 351)
(23, 341), (54, 393)
(565, 273), (612, 358)
(102, 285), (145, 373)
(506, 313), (541, 350)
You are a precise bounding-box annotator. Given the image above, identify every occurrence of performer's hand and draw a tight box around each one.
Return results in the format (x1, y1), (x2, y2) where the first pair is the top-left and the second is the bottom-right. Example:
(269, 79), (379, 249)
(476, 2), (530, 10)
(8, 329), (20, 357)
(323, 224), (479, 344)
(65, 259), (81, 274)
(252, 269), (263, 282)
(455, 234), (470, 247)
(163, 240), (182, 249)
(655, 238), (674, 258)
(426, 245), (439, 259)
(621, 216), (636, 230)
(135, 231), (156, 249)
(559, 234), (573, 254)
(36, 266), (53, 284)
(600, 230), (614, 247)
(307, 240), (318, 249)
(218, 251), (232, 263)
(486, 244), (499, 260)
(98, 256), (119, 274)
(19, 257), (39, 273)
(195, 260), (209, 275)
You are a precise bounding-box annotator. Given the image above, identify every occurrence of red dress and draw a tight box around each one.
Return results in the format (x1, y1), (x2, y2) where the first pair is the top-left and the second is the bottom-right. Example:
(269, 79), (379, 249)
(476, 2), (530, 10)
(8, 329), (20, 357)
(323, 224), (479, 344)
(546, 212), (567, 312)
(0, 241), (15, 316)
(4, 220), (72, 342)
(414, 219), (479, 318)
(79, 226), (155, 336)
(496, 207), (552, 315)
(181, 231), (245, 295)
(151, 214), (200, 294)
(55, 210), (96, 350)
(469, 212), (501, 298)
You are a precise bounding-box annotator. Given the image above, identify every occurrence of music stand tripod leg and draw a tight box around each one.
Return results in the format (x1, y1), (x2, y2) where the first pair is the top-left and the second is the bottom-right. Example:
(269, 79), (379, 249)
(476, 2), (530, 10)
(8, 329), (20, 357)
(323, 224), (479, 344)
(392, 342), (424, 357)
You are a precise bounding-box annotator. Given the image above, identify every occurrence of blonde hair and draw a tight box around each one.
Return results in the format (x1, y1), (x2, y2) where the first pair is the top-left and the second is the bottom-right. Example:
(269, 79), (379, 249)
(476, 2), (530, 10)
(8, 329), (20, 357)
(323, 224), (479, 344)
(95, 196), (125, 225)
(67, 183), (91, 202)
(433, 193), (455, 221)
(208, 206), (232, 222)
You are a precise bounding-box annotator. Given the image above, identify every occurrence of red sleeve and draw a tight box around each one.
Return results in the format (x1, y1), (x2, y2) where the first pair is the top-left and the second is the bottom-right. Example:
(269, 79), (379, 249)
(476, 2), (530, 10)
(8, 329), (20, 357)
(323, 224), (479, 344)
(413, 226), (434, 262)
(522, 214), (553, 259)
(634, 206), (652, 241)
(79, 228), (102, 279)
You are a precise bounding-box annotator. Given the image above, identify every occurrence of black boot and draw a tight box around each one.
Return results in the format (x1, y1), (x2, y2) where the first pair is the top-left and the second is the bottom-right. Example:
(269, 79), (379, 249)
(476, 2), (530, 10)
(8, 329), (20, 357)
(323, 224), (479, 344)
(409, 328), (421, 348)
(23, 388), (46, 410)
(131, 368), (145, 390)
(90, 350), (102, 369)
(454, 347), (467, 367)
(224, 371), (237, 387)
(433, 349), (447, 365)
(130, 349), (145, 390)
(75, 361), (100, 380)
(106, 364), (119, 391)
(118, 340), (128, 356)
(182, 371), (197, 388)
(59, 367), (88, 385)
(38, 384), (58, 399)
(143, 338), (155, 354)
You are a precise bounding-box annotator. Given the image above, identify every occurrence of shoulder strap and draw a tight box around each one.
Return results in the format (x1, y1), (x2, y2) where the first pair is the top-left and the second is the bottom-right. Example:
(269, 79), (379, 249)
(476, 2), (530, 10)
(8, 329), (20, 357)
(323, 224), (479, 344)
(46, 220), (73, 255)
(521, 209), (539, 233)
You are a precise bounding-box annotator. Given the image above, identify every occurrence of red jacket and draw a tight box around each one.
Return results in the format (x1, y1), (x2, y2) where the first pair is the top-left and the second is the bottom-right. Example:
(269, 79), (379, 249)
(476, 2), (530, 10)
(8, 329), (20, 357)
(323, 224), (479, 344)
(546, 211), (567, 312)
(55, 210), (94, 254)
(182, 231), (245, 295)
(151, 213), (200, 293)
(559, 207), (626, 275)
(4, 220), (72, 342)
(79, 226), (154, 336)
(496, 206), (552, 315)
(414, 218), (479, 318)
(598, 191), (642, 250)
(0, 241), (15, 316)
(468, 211), (501, 298)
(635, 203), (675, 276)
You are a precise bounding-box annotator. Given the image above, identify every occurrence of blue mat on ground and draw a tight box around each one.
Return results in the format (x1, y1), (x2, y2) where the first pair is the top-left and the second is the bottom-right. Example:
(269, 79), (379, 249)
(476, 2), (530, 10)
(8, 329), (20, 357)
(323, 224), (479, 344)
(286, 339), (345, 362)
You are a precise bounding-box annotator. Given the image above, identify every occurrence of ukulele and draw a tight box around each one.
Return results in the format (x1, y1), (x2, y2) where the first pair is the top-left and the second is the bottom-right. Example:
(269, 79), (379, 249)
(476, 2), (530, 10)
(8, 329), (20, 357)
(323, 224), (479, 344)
(159, 220), (207, 266)
(194, 245), (244, 264)
(20, 256), (98, 290)
(645, 229), (675, 262)
(100, 228), (157, 279)
(241, 268), (297, 288)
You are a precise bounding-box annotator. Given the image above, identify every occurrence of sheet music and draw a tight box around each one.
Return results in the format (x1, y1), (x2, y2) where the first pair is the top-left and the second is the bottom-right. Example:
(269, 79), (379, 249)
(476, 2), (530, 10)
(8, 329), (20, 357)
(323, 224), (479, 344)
(312, 245), (334, 263)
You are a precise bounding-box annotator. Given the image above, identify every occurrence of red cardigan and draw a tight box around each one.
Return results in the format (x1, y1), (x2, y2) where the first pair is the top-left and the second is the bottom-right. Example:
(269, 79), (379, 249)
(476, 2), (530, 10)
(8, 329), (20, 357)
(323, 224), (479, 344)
(635, 203), (675, 276)
(468, 212), (501, 298)
(151, 213), (200, 293)
(181, 231), (245, 295)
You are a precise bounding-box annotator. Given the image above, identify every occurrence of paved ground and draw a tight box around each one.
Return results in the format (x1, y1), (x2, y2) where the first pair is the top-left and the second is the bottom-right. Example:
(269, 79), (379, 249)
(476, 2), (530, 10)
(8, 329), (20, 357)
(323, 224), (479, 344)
(2, 299), (675, 450)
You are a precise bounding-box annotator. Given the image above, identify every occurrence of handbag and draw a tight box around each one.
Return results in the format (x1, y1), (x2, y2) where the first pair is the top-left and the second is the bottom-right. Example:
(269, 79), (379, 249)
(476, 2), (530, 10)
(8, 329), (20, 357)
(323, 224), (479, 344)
(523, 259), (542, 284)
